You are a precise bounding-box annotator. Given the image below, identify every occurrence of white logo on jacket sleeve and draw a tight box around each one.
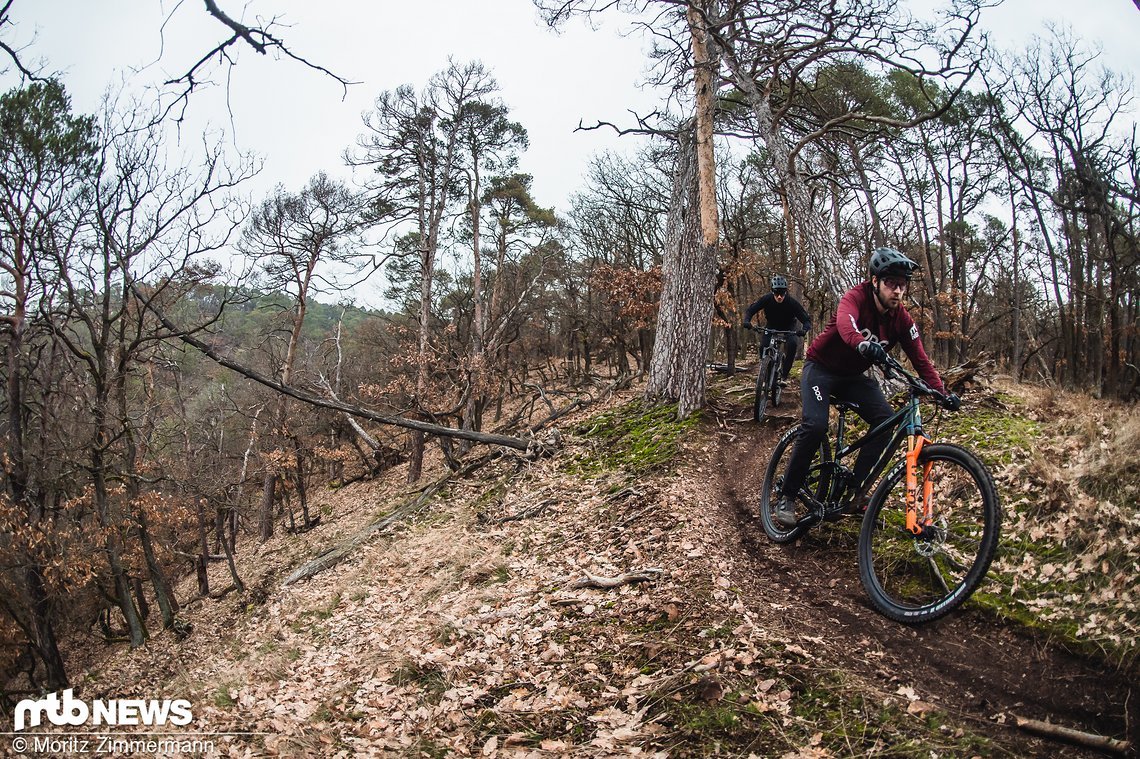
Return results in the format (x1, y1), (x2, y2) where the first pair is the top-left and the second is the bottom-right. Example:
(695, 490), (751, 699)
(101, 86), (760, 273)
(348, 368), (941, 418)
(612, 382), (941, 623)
(909, 324), (919, 341)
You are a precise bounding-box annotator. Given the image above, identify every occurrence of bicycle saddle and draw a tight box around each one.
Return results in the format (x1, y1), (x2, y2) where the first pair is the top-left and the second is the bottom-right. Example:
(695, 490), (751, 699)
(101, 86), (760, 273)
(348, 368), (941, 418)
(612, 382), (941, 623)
(831, 397), (861, 412)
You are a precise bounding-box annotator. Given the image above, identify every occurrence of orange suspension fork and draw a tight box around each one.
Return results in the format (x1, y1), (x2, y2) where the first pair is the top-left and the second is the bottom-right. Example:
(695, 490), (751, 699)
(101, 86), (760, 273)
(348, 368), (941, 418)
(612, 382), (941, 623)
(905, 434), (933, 534)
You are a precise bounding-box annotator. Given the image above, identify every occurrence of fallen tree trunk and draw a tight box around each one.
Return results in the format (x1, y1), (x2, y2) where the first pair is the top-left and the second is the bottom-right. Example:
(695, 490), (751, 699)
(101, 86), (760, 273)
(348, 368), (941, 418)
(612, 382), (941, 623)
(282, 453), (498, 586)
(129, 281), (543, 454)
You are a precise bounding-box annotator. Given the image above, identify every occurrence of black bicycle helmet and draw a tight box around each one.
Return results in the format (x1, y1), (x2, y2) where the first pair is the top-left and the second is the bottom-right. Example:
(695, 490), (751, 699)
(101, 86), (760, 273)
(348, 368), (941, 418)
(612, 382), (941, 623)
(869, 247), (920, 279)
(770, 275), (788, 291)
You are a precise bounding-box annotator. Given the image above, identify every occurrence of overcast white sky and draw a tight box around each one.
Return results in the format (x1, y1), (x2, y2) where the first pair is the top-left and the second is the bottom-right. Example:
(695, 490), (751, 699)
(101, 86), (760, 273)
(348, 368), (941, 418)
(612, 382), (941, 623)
(2, 0), (666, 212)
(6, 1), (1137, 205)
(1, 0), (1137, 305)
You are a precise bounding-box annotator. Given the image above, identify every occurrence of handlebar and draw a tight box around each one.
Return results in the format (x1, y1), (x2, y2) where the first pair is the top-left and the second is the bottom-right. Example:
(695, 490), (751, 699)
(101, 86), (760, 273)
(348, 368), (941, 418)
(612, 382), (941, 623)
(878, 352), (957, 409)
(745, 326), (804, 336)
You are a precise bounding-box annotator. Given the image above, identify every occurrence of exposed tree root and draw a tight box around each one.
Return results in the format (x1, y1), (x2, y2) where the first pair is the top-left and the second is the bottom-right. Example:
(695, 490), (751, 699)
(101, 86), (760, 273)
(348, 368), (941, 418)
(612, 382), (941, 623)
(569, 568), (664, 590)
(489, 499), (553, 524)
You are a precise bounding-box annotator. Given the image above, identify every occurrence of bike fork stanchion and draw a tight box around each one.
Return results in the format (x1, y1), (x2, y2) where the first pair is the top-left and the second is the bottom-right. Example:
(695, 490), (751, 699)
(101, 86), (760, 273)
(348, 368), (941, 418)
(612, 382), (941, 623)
(904, 434), (931, 535)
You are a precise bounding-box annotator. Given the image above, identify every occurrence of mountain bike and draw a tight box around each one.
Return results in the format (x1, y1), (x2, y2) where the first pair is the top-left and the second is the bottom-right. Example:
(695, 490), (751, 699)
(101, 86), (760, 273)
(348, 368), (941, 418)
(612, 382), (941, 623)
(750, 328), (801, 421)
(757, 353), (1001, 623)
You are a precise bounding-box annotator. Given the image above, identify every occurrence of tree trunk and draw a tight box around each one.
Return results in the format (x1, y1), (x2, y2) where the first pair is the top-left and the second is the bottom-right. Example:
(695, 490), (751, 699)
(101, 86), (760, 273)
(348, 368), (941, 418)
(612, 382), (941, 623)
(293, 437), (312, 527)
(1009, 186), (1023, 380)
(24, 565), (68, 690)
(92, 385), (146, 647)
(462, 166), (486, 455)
(688, 2), (719, 247)
(115, 363), (178, 630)
(136, 509), (178, 629)
(408, 237), (435, 483)
(646, 123), (718, 417)
(258, 473), (276, 542)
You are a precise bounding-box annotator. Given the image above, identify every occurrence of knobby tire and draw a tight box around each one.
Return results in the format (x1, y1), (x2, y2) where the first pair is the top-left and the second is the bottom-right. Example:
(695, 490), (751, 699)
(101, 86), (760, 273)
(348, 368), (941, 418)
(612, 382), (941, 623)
(771, 358), (784, 409)
(857, 443), (1000, 624)
(754, 357), (772, 421)
(759, 425), (831, 543)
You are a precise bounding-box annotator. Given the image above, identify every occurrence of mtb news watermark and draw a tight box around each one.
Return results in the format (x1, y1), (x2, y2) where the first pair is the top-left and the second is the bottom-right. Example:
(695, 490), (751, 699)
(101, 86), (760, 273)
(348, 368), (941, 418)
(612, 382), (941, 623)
(3, 688), (241, 755)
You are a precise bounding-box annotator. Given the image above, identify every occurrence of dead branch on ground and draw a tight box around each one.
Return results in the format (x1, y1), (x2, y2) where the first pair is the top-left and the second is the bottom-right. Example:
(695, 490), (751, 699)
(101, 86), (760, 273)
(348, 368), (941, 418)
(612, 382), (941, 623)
(1011, 714), (1131, 755)
(485, 498), (554, 525)
(281, 453), (499, 586)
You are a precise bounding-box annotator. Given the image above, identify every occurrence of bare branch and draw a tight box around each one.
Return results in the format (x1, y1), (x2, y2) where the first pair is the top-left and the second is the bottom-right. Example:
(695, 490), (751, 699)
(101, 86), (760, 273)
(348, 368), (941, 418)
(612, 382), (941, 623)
(0, 0), (46, 81)
(569, 568), (664, 589)
(157, 0), (359, 124)
(125, 278), (545, 455)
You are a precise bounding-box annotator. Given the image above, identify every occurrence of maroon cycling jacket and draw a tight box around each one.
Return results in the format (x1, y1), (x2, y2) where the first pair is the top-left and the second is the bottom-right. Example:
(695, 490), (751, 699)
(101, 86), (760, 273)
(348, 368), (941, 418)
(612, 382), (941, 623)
(806, 281), (945, 393)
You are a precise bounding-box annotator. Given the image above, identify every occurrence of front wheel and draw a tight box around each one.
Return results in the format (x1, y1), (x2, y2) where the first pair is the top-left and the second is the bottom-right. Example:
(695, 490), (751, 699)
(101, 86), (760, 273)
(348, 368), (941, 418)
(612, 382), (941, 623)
(858, 443), (1000, 624)
(770, 358), (784, 408)
(759, 426), (831, 543)
(754, 357), (773, 421)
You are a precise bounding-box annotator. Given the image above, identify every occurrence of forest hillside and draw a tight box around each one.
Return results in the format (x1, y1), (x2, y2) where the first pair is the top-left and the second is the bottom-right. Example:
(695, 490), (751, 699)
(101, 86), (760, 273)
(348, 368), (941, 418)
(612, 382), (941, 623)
(2, 3), (1139, 757)
(11, 367), (1136, 758)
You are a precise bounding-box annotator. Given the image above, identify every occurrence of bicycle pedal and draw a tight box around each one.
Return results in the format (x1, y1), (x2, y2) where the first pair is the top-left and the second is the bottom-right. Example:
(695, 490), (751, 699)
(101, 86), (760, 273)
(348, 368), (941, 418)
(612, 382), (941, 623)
(798, 511), (824, 528)
(820, 506), (847, 523)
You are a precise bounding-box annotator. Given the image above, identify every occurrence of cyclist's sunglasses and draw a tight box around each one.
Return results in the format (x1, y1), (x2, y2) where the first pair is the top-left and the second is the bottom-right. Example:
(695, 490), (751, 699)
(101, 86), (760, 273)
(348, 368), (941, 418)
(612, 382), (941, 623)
(772, 289), (787, 296)
(880, 277), (909, 291)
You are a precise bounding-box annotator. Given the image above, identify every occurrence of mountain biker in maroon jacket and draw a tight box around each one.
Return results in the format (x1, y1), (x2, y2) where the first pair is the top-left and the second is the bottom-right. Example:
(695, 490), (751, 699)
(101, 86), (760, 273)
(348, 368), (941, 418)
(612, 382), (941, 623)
(774, 248), (960, 528)
(743, 275), (813, 384)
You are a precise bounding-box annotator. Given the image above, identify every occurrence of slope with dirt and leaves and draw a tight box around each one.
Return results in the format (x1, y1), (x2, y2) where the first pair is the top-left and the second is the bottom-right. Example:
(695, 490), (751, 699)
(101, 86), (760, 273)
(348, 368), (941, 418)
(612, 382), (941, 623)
(15, 370), (1138, 758)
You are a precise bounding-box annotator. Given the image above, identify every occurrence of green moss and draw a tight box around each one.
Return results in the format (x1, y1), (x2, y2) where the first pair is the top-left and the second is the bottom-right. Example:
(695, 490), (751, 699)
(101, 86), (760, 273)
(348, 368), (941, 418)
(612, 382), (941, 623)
(472, 480), (509, 513)
(570, 399), (698, 475)
(977, 519), (1137, 667)
(669, 702), (740, 734)
(786, 675), (998, 757)
(212, 683), (238, 708)
(699, 621), (736, 640)
(933, 405), (1041, 466)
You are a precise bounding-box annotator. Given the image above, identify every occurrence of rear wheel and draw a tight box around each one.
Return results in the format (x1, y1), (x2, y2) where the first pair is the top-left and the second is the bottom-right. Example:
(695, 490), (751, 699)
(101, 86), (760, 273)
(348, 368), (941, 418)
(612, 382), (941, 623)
(759, 426), (831, 543)
(858, 443), (1000, 624)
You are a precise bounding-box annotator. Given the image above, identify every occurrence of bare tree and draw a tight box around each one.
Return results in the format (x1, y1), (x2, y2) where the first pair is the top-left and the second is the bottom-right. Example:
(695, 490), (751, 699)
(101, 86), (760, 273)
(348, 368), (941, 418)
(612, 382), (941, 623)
(45, 92), (252, 644)
(240, 172), (375, 539)
(456, 96), (528, 445)
(349, 60), (498, 482)
(0, 77), (94, 688)
(994, 26), (1140, 395)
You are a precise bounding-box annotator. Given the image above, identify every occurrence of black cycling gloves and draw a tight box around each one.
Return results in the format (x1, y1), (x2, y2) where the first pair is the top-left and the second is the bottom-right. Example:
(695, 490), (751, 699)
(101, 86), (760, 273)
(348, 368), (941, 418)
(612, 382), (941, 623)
(857, 340), (887, 364)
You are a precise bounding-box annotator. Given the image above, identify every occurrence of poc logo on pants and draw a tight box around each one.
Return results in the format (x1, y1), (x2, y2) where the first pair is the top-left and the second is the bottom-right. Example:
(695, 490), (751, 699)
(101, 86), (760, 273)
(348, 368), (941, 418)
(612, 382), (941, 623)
(812, 386), (823, 401)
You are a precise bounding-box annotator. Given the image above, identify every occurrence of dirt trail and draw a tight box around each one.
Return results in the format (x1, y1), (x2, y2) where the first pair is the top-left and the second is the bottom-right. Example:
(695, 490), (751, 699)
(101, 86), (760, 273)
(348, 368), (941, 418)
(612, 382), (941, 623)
(707, 391), (1138, 757)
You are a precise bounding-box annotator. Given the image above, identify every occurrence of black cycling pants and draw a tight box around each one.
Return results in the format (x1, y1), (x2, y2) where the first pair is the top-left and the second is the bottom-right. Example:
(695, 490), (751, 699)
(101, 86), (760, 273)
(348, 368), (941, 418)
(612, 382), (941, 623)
(760, 332), (801, 379)
(780, 361), (894, 500)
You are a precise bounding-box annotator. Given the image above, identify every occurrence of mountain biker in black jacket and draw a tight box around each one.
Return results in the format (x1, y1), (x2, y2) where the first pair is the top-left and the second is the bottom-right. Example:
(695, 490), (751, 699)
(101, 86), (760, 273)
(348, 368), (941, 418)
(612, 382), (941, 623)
(743, 275), (812, 383)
